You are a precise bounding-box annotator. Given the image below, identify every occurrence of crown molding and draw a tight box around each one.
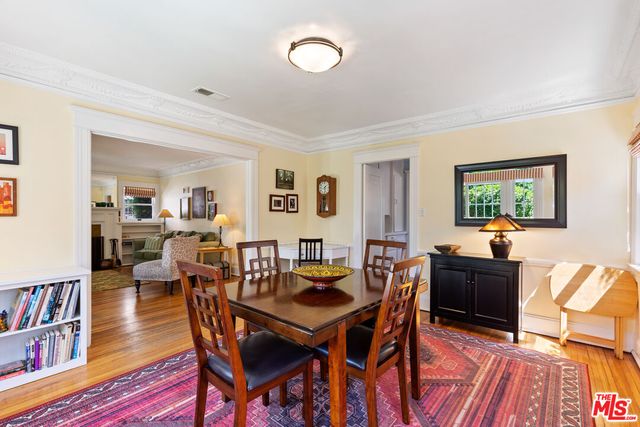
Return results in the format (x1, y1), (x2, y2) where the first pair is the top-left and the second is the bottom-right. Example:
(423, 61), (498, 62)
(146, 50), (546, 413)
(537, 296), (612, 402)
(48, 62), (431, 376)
(0, 43), (308, 152)
(159, 157), (243, 177)
(1, 29), (640, 155)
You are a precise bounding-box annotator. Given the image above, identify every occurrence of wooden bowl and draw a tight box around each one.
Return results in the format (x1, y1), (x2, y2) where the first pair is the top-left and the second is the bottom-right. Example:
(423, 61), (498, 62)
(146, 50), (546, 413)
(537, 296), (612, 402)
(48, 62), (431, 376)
(292, 265), (354, 289)
(434, 244), (461, 254)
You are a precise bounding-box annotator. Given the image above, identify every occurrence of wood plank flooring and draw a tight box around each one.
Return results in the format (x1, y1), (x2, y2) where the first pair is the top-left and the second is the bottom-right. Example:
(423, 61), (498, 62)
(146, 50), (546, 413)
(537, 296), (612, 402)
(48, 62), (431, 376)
(1, 276), (639, 426)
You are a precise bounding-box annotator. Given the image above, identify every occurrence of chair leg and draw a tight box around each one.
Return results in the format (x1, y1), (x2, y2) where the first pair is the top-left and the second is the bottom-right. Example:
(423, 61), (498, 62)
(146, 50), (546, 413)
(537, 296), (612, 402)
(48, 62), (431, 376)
(303, 361), (314, 427)
(243, 322), (250, 337)
(279, 382), (288, 407)
(194, 368), (209, 427)
(135, 280), (141, 293)
(234, 399), (247, 427)
(165, 280), (174, 295)
(397, 355), (410, 424)
(222, 394), (230, 403)
(320, 360), (327, 381)
(262, 392), (270, 406)
(364, 376), (378, 427)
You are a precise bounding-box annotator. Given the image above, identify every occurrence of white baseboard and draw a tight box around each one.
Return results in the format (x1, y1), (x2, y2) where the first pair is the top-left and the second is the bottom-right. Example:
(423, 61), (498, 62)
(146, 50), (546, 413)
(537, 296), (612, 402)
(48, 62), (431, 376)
(632, 350), (640, 369)
(522, 313), (635, 352)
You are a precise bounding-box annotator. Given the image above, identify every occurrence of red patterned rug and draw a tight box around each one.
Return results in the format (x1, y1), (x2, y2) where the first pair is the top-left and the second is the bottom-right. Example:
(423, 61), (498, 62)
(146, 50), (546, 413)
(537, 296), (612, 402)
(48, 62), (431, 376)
(0, 323), (593, 426)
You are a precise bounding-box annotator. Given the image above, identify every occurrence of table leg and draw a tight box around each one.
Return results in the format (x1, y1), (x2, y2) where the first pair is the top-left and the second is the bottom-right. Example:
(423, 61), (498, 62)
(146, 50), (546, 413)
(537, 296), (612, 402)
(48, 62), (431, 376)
(409, 301), (421, 400)
(615, 317), (624, 359)
(328, 321), (347, 427)
(290, 258), (294, 271)
(199, 252), (204, 264)
(559, 307), (568, 346)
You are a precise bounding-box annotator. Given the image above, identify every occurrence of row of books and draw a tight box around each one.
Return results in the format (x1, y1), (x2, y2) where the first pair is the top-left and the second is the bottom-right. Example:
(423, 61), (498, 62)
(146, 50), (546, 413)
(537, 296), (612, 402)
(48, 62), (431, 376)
(26, 321), (81, 372)
(4, 281), (80, 332)
(0, 321), (81, 382)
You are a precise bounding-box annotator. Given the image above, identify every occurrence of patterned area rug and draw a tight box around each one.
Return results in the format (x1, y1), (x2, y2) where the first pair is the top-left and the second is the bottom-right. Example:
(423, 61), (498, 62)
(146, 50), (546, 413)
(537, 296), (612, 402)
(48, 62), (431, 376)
(0, 323), (593, 426)
(91, 269), (148, 292)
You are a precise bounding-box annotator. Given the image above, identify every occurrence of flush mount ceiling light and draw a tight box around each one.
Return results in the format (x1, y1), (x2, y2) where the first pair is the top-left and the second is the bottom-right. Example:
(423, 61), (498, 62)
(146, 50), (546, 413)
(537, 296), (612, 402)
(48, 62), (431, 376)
(288, 37), (343, 73)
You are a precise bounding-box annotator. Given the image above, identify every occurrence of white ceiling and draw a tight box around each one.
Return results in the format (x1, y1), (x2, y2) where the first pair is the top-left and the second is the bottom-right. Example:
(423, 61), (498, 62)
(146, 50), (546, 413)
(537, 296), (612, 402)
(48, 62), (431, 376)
(1, 1), (639, 151)
(91, 135), (223, 177)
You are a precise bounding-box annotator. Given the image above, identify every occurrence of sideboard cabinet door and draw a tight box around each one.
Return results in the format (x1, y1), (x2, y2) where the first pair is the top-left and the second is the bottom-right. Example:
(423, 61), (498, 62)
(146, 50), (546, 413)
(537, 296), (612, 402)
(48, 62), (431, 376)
(470, 268), (514, 327)
(432, 264), (469, 321)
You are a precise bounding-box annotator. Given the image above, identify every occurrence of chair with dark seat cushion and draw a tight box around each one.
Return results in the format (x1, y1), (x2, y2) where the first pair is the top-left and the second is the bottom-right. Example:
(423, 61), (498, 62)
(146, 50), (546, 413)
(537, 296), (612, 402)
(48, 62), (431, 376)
(315, 255), (426, 426)
(298, 238), (323, 266)
(177, 261), (314, 427)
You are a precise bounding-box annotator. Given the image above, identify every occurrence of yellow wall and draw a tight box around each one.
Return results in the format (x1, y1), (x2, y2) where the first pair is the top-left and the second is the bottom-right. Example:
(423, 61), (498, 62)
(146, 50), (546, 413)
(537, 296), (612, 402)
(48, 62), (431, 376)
(0, 80), (75, 270)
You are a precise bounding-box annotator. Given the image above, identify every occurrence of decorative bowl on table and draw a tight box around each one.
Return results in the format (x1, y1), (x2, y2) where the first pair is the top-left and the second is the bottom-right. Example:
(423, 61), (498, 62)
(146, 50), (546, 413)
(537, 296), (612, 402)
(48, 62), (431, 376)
(292, 265), (354, 289)
(434, 244), (461, 254)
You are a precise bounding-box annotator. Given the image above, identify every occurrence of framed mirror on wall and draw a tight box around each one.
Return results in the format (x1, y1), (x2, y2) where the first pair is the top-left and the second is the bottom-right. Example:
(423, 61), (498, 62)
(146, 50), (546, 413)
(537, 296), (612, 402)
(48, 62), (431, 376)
(455, 154), (567, 228)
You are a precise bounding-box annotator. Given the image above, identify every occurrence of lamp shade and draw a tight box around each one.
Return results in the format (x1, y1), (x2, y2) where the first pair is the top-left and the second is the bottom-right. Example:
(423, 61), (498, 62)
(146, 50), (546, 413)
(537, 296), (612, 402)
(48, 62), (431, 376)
(479, 214), (525, 232)
(158, 209), (174, 219)
(212, 213), (232, 227)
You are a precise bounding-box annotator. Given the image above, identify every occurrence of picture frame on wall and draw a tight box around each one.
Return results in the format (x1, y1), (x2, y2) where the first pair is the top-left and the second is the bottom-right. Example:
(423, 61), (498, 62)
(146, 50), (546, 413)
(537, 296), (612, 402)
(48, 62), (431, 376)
(0, 177), (17, 216)
(286, 194), (298, 213)
(180, 197), (191, 219)
(0, 124), (19, 165)
(182, 186), (190, 195)
(192, 186), (206, 218)
(207, 190), (215, 202)
(269, 194), (285, 212)
(207, 202), (218, 221)
(275, 169), (294, 190)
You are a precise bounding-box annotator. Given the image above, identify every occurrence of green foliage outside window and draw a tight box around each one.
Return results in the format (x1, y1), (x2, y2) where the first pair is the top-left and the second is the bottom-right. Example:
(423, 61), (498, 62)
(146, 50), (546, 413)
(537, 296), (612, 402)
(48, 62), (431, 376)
(466, 183), (501, 218)
(514, 181), (534, 218)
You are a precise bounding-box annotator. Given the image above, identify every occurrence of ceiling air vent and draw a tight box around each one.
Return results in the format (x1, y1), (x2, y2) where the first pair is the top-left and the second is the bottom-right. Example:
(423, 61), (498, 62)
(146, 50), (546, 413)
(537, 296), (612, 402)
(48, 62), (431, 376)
(192, 86), (230, 101)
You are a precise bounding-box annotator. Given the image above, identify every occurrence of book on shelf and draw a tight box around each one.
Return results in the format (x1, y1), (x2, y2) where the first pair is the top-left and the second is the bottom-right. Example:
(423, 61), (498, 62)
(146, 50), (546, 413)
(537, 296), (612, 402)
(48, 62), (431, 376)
(5, 321), (81, 382)
(2, 281), (81, 334)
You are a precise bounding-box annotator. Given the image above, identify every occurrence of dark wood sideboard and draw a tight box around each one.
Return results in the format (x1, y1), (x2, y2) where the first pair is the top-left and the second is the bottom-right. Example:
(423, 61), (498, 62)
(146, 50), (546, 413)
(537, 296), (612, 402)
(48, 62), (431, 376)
(428, 252), (523, 343)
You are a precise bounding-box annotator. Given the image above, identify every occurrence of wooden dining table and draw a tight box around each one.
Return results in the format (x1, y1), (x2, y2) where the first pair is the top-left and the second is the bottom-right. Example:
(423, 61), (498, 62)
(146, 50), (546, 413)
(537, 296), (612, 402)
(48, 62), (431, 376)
(207, 268), (427, 427)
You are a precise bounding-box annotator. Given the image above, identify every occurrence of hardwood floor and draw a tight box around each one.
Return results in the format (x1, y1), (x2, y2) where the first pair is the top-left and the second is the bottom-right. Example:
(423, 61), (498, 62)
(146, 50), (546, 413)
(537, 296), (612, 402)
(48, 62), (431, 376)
(1, 276), (639, 426)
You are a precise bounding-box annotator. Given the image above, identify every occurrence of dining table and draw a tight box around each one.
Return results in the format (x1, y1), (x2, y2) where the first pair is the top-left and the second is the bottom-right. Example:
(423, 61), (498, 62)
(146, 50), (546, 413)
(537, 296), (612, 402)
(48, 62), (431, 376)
(208, 268), (427, 427)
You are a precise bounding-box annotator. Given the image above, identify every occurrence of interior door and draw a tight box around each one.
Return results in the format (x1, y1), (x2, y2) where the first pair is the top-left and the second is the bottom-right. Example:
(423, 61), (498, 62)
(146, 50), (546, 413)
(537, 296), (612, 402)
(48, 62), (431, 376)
(364, 164), (384, 245)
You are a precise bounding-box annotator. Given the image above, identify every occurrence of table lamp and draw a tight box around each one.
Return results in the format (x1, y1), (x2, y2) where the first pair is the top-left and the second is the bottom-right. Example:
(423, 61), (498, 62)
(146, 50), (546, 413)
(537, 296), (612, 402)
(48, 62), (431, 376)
(213, 213), (232, 247)
(158, 209), (173, 232)
(479, 213), (525, 259)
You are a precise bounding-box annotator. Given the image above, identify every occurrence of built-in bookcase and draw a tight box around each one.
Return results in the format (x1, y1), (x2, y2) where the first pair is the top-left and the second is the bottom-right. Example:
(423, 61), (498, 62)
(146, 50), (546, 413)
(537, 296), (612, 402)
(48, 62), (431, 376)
(0, 267), (89, 392)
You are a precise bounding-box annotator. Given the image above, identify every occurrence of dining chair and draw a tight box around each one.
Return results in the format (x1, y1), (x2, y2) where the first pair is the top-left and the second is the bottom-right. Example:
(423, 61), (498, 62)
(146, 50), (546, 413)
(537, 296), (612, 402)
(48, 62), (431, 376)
(237, 239), (281, 279)
(177, 261), (314, 427)
(316, 255), (426, 426)
(362, 239), (407, 275)
(235, 239), (289, 405)
(298, 238), (323, 266)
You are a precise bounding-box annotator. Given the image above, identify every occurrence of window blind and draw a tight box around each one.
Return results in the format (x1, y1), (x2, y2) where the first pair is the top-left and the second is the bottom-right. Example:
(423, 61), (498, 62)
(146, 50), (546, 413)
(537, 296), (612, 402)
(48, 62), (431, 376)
(123, 186), (156, 198)
(463, 167), (544, 184)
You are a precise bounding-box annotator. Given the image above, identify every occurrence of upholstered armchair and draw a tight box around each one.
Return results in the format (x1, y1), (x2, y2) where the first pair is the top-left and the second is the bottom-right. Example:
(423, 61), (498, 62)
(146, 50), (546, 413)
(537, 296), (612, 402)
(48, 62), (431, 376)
(133, 236), (200, 294)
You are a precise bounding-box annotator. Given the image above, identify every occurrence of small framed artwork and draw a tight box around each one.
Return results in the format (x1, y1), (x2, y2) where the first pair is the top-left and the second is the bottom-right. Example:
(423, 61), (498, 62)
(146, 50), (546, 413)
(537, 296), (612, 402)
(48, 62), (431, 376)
(269, 194), (285, 212)
(207, 202), (218, 221)
(182, 186), (190, 195)
(180, 197), (191, 219)
(192, 186), (206, 219)
(0, 177), (17, 216)
(0, 124), (18, 165)
(207, 190), (215, 202)
(275, 169), (294, 190)
(286, 194), (299, 213)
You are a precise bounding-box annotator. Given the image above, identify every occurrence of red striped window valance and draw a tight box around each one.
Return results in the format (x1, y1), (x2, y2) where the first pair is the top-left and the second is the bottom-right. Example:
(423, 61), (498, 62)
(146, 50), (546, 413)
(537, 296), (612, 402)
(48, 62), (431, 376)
(463, 167), (544, 184)
(124, 186), (156, 198)
(629, 124), (640, 157)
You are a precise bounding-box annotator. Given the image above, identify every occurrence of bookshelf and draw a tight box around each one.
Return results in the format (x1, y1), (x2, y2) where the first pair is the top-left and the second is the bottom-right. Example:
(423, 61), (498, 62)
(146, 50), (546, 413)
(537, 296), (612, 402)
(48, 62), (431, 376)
(0, 267), (89, 392)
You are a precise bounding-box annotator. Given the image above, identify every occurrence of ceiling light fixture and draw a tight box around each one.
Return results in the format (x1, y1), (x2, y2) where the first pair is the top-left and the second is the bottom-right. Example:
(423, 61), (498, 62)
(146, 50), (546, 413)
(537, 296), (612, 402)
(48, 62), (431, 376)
(288, 37), (343, 73)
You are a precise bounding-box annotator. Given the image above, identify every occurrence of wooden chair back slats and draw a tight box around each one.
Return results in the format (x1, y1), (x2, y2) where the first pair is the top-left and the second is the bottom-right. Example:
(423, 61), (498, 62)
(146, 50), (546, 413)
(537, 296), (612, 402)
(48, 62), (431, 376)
(237, 240), (281, 279)
(298, 238), (323, 266)
(363, 239), (407, 275)
(368, 256), (426, 365)
(177, 260), (246, 388)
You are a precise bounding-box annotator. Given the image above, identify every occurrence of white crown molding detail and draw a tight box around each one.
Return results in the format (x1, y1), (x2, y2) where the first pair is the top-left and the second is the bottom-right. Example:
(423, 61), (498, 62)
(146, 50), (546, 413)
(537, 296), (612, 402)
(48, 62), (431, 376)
(0, 43), (308, 152)
(159, 157), (242, 177)
(2, 32), (640, 154)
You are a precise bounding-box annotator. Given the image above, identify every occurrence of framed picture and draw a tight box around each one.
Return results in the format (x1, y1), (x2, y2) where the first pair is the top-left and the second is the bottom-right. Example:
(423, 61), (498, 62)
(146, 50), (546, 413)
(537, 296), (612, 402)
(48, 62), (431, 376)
(207, 190), (215, 202)
(275, 169), (294, 190)
(269, 194), (285, 212)
(286, 194), (299, 213)
(180, 197), (191, 219)
(192, 186), (206, 218)
(0, 177), (16, 216)
(182, 186), (190, 195)
(0, 125), (18, 165)
(207, 202), (218, 221)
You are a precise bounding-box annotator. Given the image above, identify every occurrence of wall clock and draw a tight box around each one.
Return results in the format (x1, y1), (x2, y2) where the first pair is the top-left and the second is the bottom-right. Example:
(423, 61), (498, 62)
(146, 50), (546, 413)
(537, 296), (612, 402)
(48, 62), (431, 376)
(316, 175), (336, 218)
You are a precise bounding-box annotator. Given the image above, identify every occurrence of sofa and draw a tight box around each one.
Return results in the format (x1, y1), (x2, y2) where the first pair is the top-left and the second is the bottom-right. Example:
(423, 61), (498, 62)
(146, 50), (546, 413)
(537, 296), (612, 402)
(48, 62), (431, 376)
(133, 230), (223, 265)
